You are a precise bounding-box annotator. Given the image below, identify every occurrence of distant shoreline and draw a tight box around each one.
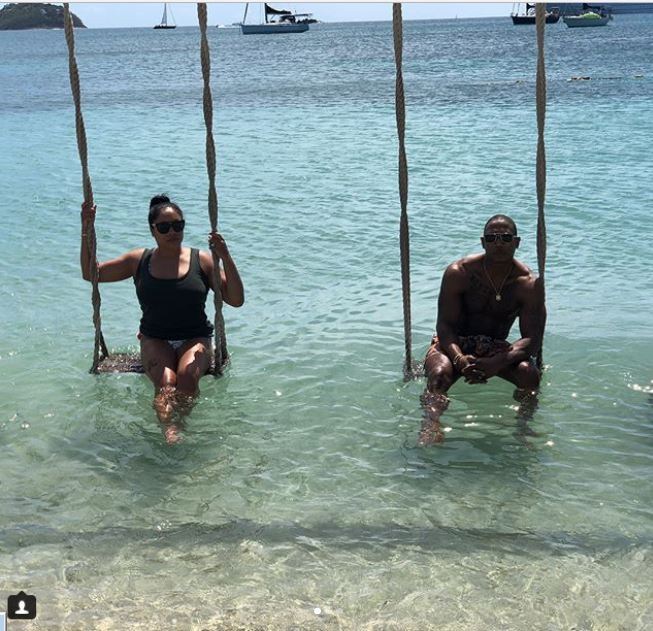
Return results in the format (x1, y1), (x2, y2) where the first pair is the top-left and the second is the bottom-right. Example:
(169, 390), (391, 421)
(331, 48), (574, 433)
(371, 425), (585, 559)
(5, 12), (652, 31)
(1, 16), (514, 31)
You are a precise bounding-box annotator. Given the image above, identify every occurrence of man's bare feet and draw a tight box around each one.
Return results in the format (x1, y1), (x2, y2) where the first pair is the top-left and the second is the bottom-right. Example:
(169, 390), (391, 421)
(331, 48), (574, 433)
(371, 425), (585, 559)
(513, 388), (540, 448)
(419, 390), (450, 446)
(418, 422), (445, 446)
(163, 423), (183, 445)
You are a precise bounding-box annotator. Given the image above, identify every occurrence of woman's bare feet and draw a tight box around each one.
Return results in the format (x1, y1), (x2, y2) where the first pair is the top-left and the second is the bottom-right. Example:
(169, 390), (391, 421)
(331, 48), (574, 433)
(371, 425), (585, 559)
(153, 385), (176, 423)
(151, 386), (199, 444)
(153, 385), (184, 444)
(175, 391), (197, 417)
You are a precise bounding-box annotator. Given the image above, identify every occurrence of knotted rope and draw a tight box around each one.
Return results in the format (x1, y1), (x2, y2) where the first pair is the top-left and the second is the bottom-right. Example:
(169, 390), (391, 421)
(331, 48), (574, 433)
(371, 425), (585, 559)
(392, 4), (415, 379)
(535, 5), (548, 366)
(63, 3), (108, 373)
(197, 3), (227, 375)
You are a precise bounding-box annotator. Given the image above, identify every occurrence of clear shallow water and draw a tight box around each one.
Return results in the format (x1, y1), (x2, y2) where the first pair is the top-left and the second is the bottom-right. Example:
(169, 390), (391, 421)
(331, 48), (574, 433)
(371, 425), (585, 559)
(1, 14), (652, 629)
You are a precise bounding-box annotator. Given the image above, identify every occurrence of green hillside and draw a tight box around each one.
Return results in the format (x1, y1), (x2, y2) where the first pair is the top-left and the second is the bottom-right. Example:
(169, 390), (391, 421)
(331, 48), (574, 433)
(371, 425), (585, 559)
(0, 3), (86, 30)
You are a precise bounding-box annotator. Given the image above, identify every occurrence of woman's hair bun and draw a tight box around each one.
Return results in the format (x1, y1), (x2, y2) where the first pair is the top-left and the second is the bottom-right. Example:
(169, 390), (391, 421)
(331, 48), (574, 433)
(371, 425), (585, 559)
(148, 194), (183, 224)
(149, 194), (170, 209)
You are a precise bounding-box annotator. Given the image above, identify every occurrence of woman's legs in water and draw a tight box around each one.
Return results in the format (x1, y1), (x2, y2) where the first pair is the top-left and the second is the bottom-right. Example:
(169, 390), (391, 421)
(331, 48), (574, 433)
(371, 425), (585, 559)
(174, 338), (212, 415)
(140, 336), (211, 442)
(140, 336), (177, 421)
(140, 336), (184, 443)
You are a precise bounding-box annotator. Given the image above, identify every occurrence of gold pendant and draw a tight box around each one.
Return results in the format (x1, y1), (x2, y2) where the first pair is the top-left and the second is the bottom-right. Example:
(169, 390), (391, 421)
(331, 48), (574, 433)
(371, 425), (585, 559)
(495, 294), (501, 301)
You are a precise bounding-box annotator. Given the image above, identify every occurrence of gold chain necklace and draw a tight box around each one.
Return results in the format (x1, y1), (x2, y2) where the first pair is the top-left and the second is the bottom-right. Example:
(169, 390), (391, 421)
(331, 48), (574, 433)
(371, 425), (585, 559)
(483, 259), (513, 302)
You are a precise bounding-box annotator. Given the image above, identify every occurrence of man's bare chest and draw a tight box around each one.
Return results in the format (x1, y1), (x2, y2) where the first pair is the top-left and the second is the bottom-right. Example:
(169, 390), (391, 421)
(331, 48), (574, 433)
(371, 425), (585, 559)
(464, 272), (520, 317)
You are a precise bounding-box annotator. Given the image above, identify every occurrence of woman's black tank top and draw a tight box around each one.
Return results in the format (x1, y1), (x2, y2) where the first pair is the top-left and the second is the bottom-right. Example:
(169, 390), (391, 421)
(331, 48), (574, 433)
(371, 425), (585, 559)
(134, 248), (214, 340)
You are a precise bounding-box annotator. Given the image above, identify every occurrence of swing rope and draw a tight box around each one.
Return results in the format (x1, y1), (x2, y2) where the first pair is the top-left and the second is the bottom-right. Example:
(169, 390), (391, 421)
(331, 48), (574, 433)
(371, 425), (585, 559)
(65, 4), (544, 378)
(63, 3), (108, 374)
(393, 4), (548, 373)
(392, 3), (415, 379)
(197, 2), (228, 375)
(535, 4), (548, 367)
(64, 4), (226, 375)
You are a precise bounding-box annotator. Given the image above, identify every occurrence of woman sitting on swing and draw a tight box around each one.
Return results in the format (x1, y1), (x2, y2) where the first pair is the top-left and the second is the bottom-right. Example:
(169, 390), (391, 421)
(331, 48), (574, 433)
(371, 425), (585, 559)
(80, 195), (244, 443)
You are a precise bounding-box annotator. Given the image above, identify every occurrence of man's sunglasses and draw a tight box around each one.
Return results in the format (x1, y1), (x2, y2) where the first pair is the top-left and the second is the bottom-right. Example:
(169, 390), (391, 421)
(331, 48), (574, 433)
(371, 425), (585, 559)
(484, 233), (517, 243)
(152, 220), (185, 234)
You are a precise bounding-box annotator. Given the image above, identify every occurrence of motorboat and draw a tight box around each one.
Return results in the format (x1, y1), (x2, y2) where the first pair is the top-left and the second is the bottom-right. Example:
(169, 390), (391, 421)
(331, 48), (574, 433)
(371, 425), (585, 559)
(563, 12), (610, 26)
(563, 4), (613, 27)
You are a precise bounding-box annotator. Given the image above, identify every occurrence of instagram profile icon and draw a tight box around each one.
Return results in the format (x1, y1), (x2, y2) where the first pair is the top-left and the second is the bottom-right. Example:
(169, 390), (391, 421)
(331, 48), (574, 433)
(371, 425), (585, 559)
(7, 591), (37, 619)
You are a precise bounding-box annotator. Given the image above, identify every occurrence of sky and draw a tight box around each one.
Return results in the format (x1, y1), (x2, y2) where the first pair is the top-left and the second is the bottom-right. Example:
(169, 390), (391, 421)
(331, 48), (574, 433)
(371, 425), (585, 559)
(34, 2), (514, 29)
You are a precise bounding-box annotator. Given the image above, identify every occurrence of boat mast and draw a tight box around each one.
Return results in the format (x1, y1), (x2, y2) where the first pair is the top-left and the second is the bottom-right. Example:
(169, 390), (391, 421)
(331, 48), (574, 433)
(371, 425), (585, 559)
(162, 3), (168, 26)
(243, 3), (249, 24)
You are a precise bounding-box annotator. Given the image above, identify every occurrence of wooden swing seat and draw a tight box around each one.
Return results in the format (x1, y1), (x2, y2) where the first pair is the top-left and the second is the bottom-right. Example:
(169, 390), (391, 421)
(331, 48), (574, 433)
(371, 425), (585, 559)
(96, 353), (144, 374)
(95, 352), (223, 374)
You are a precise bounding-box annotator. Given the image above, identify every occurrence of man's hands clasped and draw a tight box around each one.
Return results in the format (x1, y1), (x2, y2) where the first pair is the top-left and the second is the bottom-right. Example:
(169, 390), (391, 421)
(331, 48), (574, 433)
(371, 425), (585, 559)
(458, 355), (487, 384)
(458, 354), (506, 384)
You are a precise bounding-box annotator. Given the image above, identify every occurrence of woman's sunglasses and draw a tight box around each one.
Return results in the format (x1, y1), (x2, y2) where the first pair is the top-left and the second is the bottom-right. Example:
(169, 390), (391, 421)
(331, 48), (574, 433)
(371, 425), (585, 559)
(152, 220), (185, 234)
(484, 233), (516, 243)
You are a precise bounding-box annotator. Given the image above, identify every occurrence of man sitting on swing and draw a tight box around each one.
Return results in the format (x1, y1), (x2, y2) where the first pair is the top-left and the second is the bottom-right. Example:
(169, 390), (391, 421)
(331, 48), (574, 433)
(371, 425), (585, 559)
(420, 214), (546, 445)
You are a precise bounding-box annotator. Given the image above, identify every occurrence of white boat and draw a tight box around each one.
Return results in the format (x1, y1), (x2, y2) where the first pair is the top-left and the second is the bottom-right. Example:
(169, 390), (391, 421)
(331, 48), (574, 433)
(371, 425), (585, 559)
(563, 11), (610, 27)
(154, 3), (176, 29)
(240, 3), (312, 34)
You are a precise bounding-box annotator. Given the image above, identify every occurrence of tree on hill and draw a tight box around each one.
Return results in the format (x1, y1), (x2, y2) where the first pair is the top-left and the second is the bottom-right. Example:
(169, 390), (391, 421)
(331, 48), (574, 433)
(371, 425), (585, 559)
(0, 3), (86, 30)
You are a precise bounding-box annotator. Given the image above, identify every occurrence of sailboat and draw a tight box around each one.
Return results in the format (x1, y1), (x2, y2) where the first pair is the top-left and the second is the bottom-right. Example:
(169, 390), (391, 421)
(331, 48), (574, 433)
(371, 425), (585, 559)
(240, 3), (312, 34)
(511, 3), (561, 24)
(563, 3), (613, 27)
(154, 3), (176, 30)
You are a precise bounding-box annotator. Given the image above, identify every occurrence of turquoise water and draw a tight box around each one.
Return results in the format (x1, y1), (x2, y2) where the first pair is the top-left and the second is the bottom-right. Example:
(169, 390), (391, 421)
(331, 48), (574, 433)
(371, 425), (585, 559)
(1, 14), (652, 629)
